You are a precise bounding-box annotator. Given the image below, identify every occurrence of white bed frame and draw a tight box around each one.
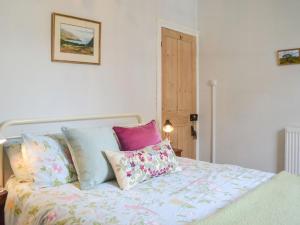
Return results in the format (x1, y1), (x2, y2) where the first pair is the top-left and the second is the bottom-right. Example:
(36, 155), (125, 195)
(0, 113), (142, 187)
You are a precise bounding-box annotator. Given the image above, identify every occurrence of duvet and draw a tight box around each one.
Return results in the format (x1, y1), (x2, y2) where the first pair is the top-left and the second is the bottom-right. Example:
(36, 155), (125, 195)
(5, 158), (273, 225)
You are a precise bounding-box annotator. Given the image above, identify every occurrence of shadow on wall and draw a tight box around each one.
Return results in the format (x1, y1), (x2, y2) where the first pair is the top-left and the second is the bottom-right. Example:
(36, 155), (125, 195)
(276, 130), (285, 172)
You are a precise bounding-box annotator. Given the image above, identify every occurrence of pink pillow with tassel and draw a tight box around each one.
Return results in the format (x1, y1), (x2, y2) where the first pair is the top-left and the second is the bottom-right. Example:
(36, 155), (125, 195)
(113, 120), (162, 151)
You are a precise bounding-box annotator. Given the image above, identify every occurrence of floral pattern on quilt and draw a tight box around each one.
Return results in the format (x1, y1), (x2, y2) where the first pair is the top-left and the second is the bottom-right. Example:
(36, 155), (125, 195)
(22, 134), (77, 187)
(105, 140), (181, 190)
(5, 158), (274, 225)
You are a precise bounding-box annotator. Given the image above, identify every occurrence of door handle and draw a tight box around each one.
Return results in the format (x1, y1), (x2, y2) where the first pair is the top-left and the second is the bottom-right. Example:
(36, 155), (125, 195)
(190, 114), (198, 122)
(191, 126), (197, 139)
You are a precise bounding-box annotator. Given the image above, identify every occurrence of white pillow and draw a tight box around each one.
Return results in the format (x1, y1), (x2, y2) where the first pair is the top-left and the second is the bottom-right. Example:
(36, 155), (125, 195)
(22, 134), (74, 187)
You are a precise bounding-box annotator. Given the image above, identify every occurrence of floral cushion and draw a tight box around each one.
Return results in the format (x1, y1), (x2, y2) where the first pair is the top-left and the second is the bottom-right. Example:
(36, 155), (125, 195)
(48, 134), (77, 182)
(22, 134), (77, 187)
(4, 135), (77, 183)
(105, 140), (181, 190)
(4, 141), (32, 181)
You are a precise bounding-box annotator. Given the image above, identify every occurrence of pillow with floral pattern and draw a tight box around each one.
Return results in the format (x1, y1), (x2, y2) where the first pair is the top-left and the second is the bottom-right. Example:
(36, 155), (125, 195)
(105, 140), (181, 190)
(22, 134), (76, 187)
(4, 142), (32, 181)
(4, 135), (77, 183)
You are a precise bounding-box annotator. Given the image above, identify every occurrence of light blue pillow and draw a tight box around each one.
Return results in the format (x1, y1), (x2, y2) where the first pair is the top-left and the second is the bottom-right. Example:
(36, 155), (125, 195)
(61, 126), (120, 190)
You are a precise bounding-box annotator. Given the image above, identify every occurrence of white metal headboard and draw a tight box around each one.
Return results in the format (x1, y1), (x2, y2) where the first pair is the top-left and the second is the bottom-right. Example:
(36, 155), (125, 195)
(0, 113), (142, 187)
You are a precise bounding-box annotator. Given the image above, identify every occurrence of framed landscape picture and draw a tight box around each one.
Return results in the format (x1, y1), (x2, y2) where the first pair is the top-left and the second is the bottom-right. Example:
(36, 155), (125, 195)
(51, 13), (101, 65)
(277, 48), (300, 66)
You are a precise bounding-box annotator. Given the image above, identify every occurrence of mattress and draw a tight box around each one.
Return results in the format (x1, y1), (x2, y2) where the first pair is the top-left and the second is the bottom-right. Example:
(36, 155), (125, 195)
(5, 158), (273, 225)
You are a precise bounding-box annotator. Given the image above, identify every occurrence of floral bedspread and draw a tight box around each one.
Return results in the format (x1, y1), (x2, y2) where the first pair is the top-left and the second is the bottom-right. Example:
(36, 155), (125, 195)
(5, 158), (273, 225)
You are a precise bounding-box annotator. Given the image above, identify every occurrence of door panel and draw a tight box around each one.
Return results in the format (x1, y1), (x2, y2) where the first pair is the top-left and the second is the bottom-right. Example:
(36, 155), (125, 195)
(178, 126), (194, 158)
(163, 36), (178, 112)
(162, 27), (197, 159)
(178, 39), (194, 112)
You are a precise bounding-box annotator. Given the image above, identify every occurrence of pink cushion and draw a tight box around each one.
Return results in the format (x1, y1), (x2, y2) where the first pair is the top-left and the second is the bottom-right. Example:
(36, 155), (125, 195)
(113, 120), (162, 151)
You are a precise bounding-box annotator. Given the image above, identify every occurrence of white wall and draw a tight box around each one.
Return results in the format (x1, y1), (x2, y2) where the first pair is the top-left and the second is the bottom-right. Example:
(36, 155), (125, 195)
(158, 0), (198, 29)
(3, 0), (297, 173)
(198, 0), (300, 172)
(0, 0), (197, 134)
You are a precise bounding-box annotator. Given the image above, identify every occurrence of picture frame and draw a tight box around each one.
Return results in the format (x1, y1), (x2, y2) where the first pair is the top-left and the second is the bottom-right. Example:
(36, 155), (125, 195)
(51, 13), (101, 65)
(277, 48), (300, 66)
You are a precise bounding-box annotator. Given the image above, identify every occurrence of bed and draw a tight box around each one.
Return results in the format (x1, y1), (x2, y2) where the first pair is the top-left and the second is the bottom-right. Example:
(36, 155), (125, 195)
(0, 114), (279, 225)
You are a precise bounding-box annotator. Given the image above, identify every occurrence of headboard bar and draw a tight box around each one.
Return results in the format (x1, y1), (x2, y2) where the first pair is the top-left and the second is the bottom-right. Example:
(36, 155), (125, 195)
(0, 114), (142, 133)
(0, 113), (142, 187)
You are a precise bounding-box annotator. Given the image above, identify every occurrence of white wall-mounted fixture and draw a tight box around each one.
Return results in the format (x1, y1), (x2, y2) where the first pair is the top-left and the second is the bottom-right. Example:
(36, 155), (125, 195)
(209, 80), (217, 163)
(285, 126), (300, 175)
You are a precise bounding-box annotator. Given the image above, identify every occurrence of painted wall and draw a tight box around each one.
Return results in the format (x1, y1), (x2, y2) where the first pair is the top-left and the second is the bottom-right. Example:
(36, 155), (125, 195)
(0, 0), (197, 135)
(198, 0), (300, 172)
(158, 0), (198, 29)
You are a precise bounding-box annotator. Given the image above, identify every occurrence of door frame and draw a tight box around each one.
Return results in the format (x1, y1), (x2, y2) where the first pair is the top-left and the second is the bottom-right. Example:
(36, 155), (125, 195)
(156, 19), (200, 160)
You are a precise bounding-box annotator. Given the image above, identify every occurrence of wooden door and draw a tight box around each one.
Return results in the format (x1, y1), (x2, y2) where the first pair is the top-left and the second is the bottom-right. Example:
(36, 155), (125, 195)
(162, 27), (197, 159)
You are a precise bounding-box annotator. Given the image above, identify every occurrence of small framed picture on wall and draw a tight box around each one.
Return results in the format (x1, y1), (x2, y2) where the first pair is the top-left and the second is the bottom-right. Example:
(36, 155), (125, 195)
(277, 48), (300, 66)
(51, 13), (101, 65)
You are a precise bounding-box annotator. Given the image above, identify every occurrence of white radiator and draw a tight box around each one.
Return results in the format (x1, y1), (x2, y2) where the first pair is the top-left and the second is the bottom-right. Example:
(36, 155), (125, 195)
(285, 127), (300, 175)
